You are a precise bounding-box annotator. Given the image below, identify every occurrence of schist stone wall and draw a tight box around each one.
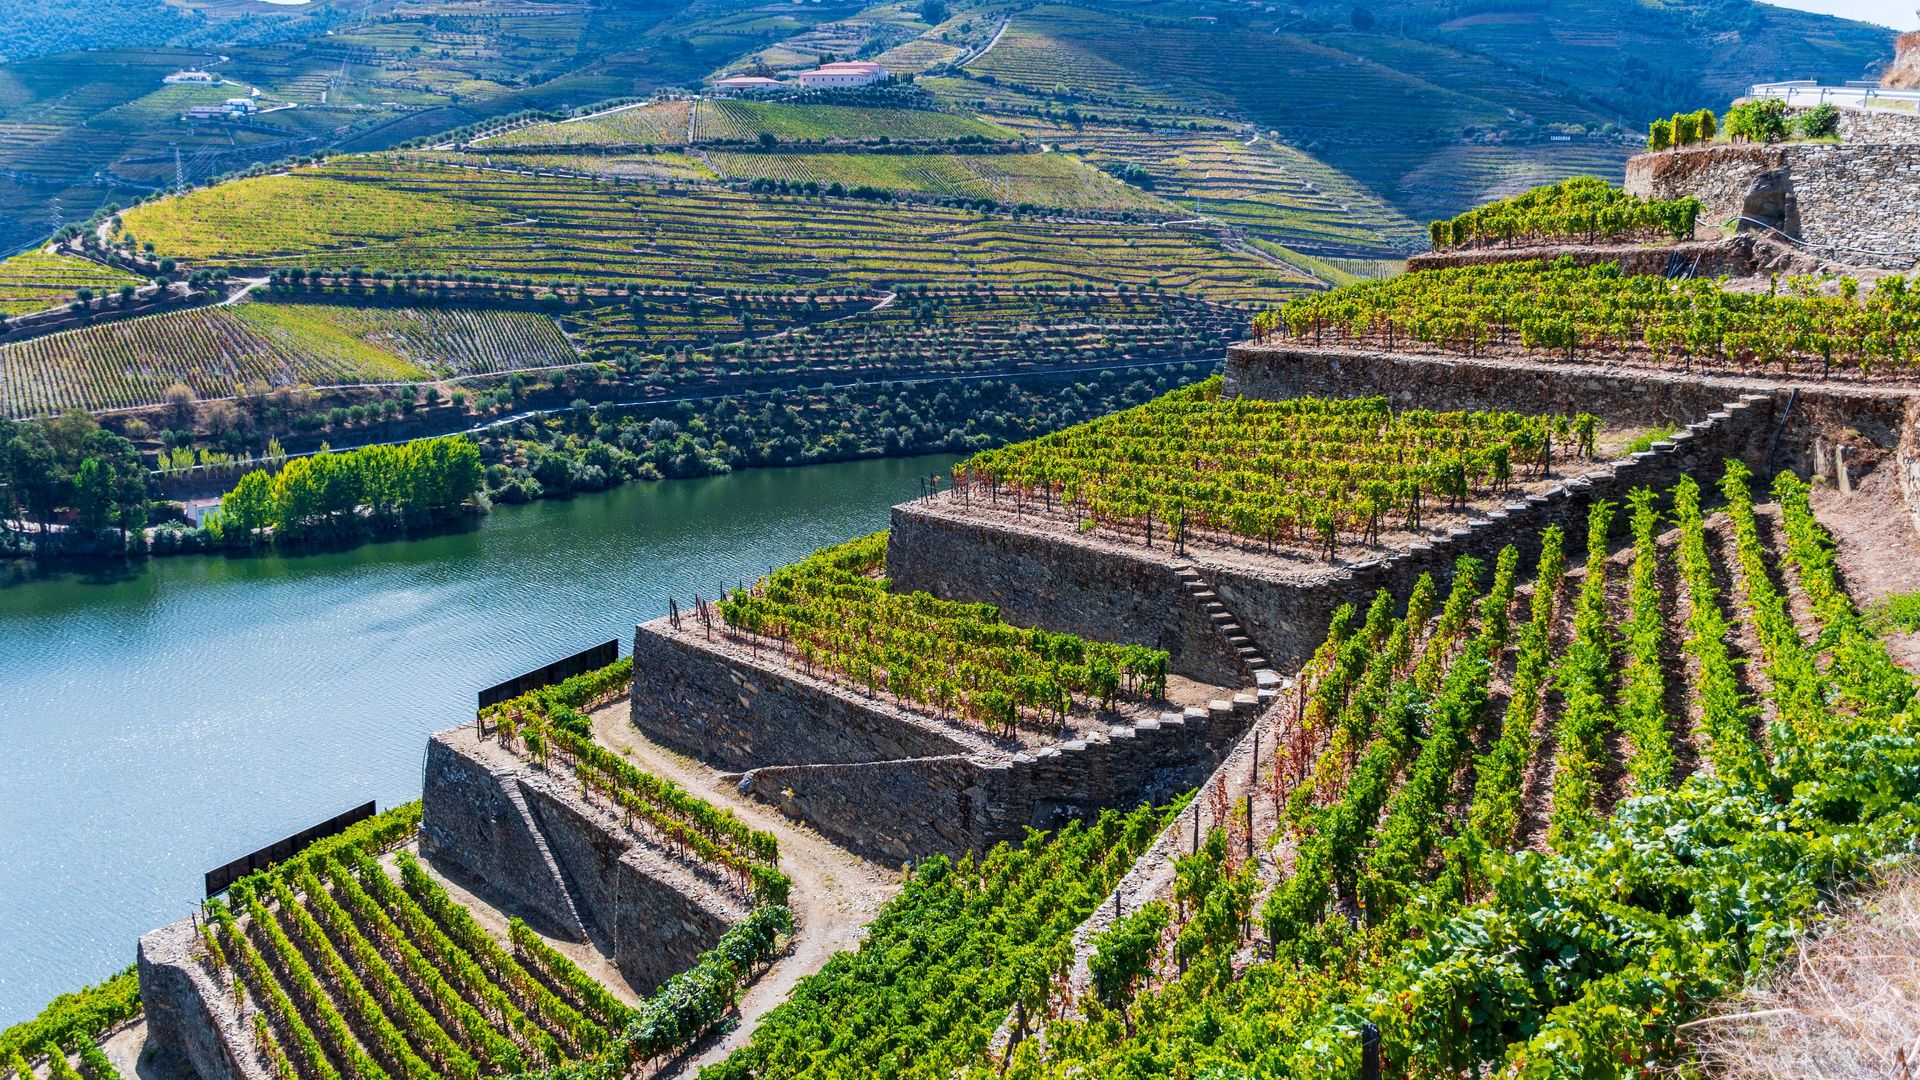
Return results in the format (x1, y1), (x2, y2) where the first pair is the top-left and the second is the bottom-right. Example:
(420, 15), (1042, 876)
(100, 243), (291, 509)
(630, 619), (985, 770)
(420, 727), (749, 993)
(1222, 344), (1919, 517)
(731, 695), (1264, 864)
(138, 920), (271, 1080)
(884, 508), (1245, 686)
(1623, 143), (1920, 267)
(1404, 235), (1800, 278)
(629, 620), (1263, 863)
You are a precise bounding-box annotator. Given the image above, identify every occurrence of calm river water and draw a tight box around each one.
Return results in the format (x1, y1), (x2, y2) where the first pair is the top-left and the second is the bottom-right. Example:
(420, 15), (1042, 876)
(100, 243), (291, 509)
(0, 453), (960, 1026)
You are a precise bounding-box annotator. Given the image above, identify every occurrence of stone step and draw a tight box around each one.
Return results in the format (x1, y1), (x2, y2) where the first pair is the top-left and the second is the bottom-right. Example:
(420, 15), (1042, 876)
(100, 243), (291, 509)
(1190, 590), (1217, 602)
(1226, 635), (1252, 649)
(1245, 656), (1271, 670)
(1235, 646), (1261, 660)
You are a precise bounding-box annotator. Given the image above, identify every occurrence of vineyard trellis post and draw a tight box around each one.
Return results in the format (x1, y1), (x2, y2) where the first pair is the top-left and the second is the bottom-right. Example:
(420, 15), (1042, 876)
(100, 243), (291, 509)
(1247, 730), (1258, 860)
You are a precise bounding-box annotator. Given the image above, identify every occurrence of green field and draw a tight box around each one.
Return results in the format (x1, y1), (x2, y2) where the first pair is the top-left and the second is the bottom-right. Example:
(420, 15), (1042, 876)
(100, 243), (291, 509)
(1034, 124), (1426, 258)
(0, 301), (577, 416)
(702, 149), (1175, 212)
(122, 159), (1295, 297)
(477, 100), (693, 149)
(0, 253), (146, 317)
(688, 99), (1017, 143)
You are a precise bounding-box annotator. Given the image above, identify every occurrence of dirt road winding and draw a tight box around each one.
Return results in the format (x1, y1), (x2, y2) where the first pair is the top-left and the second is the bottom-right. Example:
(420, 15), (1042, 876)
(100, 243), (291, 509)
(588, 704), (900, 1077)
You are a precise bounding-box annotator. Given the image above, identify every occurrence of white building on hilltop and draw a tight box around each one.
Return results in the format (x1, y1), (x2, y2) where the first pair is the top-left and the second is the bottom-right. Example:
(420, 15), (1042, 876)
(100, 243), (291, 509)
(795, 61), (888, 88)
(164, 70), (218, 84)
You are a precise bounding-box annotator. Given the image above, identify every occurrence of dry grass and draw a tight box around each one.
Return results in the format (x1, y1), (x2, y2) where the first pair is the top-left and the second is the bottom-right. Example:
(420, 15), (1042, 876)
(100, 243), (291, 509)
(1692, 863), (1920, 1079)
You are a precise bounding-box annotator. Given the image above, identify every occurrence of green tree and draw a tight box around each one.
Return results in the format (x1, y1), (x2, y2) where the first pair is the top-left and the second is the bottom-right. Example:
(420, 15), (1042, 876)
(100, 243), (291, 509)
(73, 457), (116, 533)
(220, 469), (278, 541)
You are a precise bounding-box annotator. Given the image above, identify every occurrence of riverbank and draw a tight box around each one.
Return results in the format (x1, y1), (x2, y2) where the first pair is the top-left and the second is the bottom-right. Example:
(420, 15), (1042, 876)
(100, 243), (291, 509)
(3, 362), (1213, 569)
(0, 452), (959, 1027)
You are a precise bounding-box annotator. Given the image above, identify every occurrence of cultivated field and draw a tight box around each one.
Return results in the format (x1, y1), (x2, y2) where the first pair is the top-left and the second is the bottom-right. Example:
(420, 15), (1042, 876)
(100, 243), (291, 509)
(701, 150), (1173, 212)
(0, 253), (147, 317)
(0, 302), (577, 416)
(121, 159), (1291, 297)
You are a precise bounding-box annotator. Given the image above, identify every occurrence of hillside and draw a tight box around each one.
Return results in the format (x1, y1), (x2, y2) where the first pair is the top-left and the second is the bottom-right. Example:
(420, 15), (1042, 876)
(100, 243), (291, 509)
(0, 0), (1891, 255)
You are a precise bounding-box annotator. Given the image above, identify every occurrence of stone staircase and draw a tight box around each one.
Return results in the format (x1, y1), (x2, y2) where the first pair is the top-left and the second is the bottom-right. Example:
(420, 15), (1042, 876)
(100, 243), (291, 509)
(1173, 561), (1281, 687)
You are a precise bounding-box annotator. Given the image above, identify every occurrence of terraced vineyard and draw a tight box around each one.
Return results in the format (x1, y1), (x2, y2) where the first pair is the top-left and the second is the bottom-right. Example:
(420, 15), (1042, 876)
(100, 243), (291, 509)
(476, 101), (693, 149)
(567, 289), (1255, 377)
(701, 150), (1170, 213)
(993, 466), (1920, 1075)
(953, 378), (1591, 559)
(1268, 259), (1920, 374)
(431, 150), (718, 184)
(706, 803), (1170, 1080)
(688, 99), (1017, 144)
(955, 5), (1633, 221)
(0, 302), (576, 416)
(718, 533), (1170, 735)
(1026, 125), (1424, 258)
(122, 160), (1287, 297)
(211, 851), (630, 1080)
(0, 253), (147, 317)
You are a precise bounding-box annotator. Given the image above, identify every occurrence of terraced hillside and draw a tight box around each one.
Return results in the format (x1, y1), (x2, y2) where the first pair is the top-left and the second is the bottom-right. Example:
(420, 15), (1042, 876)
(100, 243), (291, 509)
(984, 466), (1920, 1076)
(1024, 123), (1424, 259)
(119, 159), (1293, 297)
(0, 303), (577, 417)
(567, 288), (1255, 372)
(944, 2), (1859, 222)
(0, 253), (147, 318)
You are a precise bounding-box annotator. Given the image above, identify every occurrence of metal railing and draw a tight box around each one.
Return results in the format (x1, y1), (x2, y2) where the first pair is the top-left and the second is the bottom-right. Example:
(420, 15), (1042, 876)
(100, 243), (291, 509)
(1748, 82), (1920, 110)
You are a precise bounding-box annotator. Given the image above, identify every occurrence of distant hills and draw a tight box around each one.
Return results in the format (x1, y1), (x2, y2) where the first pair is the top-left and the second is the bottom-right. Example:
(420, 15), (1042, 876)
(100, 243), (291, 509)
(0, 0), (1893, 256)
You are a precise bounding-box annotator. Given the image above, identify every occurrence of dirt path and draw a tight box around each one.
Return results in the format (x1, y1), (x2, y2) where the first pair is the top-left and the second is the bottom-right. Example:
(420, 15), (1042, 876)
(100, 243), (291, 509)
(587, 704), (900, 1078)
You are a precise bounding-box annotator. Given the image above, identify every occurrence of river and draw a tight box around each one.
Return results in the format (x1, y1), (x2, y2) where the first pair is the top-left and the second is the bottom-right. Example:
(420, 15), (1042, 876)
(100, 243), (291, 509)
(0, 453), (961, 1026)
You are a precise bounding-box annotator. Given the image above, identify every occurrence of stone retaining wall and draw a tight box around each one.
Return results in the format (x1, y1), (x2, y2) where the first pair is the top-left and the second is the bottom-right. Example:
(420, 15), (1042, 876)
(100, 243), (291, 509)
(137, 919), (269, 1080)
(884, 507), (1244, 685)
(627, 616), (1265, 861)
(1404, 236), (1791, 278)
(1223, 343), (1917, 500)
(629, 619), (986, 770)
(421, 727), (750, 993)
(1624, 144), (1920, 267)
(730, 695), (1264, 863)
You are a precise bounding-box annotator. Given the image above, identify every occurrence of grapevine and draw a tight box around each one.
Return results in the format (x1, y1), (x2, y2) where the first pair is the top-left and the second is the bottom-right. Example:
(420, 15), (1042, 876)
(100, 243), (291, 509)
(954, 378), (1589, 558)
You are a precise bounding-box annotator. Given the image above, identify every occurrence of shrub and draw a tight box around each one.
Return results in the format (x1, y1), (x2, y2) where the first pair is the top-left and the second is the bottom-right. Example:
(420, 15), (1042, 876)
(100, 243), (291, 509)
(1647, 118), (1673, 150)
(1798, 102), (1841, 138)
(1726, 98), (1791, 144)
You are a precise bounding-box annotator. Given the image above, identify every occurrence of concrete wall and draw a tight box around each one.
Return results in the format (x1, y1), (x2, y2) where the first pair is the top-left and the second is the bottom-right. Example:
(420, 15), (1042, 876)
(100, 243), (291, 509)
(420, 728), (749, 994)
(137, 920), (270, 1080)
(629, 619), (985, 771)
(884, 507), (1244, 686)
(1624, 143), (1920, 267)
